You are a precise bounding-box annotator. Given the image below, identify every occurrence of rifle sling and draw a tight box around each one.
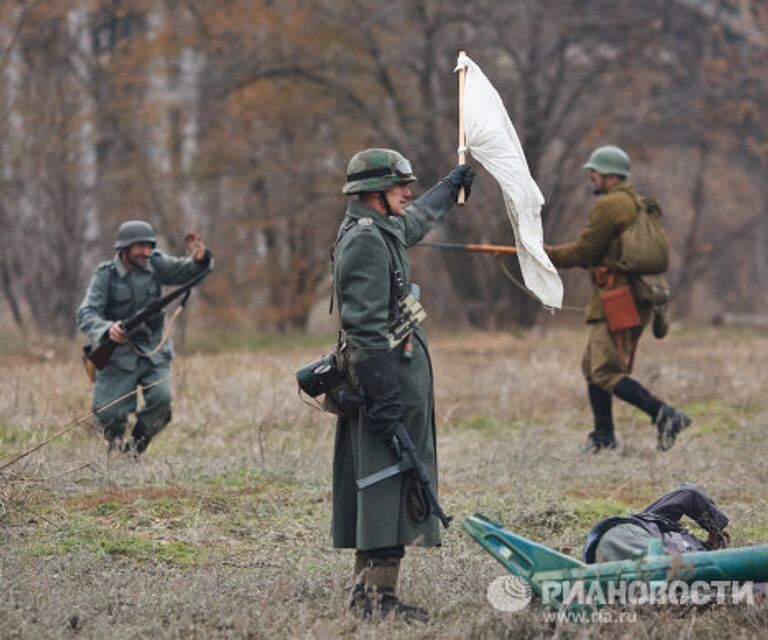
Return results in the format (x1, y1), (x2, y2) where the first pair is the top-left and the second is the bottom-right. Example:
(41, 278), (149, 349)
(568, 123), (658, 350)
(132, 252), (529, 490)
(126, 275), (202, 358)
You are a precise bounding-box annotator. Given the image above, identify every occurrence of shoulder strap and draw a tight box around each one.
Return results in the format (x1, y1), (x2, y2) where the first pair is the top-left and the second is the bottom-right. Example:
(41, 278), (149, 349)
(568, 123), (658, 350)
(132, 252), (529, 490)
(382, 235), (407, 300)
(104, 263), (117, 317)
(329, 219), (366, 315)
(632, 511), (684, 534)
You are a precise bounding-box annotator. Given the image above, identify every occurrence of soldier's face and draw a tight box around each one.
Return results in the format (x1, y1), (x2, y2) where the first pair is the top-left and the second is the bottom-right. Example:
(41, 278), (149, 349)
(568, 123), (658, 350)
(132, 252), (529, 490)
(588, 170), (606, 194)
(385, 184), (413, 216)
(124, 242), (154, 269)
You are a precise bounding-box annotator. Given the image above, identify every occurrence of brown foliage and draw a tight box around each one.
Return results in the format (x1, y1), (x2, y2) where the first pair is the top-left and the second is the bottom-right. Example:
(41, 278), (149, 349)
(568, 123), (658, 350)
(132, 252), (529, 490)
(0, 1), (766, 334)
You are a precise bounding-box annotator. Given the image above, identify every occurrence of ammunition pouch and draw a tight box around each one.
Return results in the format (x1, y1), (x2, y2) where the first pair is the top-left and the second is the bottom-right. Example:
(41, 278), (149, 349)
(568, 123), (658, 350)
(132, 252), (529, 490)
(387, 293), (426, 349)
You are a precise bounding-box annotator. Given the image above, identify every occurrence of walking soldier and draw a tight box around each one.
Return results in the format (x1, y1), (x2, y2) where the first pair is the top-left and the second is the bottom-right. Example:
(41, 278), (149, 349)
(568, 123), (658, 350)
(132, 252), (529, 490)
(547, 146), (691, 452)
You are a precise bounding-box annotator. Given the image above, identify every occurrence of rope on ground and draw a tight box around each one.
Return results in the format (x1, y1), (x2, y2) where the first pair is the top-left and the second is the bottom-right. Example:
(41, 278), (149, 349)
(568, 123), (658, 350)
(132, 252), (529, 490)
(0, 378), (167, 473)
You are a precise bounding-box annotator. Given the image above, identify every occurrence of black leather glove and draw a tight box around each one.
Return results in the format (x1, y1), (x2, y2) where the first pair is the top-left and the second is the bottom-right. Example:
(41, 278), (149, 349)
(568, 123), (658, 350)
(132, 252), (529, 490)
(353, 351), (402, 442)
(413, 164), (476, 223)
(440, 164), (475, 202)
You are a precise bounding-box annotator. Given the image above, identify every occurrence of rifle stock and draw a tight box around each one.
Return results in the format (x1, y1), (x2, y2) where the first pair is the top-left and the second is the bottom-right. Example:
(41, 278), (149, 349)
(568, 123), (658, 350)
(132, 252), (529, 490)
(88, 341), (118, 370)
(86, 269), (210, 370)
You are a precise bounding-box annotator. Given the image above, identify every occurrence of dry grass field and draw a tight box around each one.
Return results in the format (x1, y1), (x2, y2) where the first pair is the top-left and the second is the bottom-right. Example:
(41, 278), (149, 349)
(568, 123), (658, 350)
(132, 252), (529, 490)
(1, 326), (767, 639)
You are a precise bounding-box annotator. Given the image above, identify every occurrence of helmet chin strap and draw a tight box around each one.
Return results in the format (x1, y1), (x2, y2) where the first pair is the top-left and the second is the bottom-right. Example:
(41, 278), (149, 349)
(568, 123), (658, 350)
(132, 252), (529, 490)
(378, 192), (394, 217)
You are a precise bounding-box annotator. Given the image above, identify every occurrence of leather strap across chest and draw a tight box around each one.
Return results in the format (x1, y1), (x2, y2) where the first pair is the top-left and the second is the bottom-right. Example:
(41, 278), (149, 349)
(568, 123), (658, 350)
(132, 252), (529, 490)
(329, 219), (407, 320)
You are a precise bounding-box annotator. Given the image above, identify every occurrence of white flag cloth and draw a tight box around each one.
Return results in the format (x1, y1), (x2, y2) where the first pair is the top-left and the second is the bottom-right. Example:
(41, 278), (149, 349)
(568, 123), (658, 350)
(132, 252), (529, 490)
(455, 54), (563, 309)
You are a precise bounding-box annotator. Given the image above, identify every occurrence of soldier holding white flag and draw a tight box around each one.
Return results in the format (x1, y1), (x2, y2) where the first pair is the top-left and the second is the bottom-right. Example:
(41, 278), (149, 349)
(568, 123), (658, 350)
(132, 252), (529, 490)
(332, 149), (474, 622)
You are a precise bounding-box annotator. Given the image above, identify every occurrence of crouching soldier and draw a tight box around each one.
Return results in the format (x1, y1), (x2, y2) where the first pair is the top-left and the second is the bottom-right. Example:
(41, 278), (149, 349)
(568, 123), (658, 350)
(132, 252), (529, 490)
(332, 149), (474, 622)
(76, 220), (212, 455)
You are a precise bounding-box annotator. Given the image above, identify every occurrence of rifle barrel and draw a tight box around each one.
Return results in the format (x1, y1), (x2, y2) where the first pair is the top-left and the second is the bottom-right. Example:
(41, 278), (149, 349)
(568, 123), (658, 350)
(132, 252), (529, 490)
(419, 242), (517, 256)
(123, 268), (209, 332)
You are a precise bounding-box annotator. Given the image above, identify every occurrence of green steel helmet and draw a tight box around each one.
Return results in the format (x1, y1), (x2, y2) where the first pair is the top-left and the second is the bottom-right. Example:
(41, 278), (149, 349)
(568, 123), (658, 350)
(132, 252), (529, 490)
(342, 148), (417, 195)
(583, 145), (631, 177)
(114, 220), (156, 250)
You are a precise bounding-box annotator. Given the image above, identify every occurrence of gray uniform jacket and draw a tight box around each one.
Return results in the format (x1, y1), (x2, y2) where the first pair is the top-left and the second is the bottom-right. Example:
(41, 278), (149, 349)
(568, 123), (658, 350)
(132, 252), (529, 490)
(77, 251), (210, 372)
(331, 197), (447, 550)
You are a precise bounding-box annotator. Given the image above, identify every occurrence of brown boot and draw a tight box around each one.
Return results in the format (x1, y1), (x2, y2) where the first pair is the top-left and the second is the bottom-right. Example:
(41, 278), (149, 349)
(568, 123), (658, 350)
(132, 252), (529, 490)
(364, 557), (430, 624)
(349, 551), (372, 617)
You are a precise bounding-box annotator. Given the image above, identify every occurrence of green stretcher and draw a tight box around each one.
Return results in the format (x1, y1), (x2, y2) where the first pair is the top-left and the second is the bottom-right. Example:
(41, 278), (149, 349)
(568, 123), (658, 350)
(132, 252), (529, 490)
(463, 513), (768, 610)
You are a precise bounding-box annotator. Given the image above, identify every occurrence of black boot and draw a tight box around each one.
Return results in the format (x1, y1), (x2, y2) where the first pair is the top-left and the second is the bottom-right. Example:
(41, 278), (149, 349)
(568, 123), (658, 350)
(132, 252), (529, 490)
(583, 383), (617, 452)
(654, 404), (692, 452)
(378, 594), (430, 623)
(123, 422), (151, 457)
(613, 377), (691, 451)
(102, 420), (126, 452)
(613, 376), (662, 421)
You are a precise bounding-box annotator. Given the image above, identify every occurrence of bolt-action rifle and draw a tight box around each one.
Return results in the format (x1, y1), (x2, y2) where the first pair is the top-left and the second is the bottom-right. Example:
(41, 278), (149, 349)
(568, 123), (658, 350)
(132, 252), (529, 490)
(86, 268), (210, 370)
(418, 241), (518, 256)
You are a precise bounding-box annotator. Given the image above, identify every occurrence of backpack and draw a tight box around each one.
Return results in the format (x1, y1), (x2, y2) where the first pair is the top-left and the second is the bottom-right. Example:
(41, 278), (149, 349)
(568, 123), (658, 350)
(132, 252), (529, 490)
(616, 195), (669, 275)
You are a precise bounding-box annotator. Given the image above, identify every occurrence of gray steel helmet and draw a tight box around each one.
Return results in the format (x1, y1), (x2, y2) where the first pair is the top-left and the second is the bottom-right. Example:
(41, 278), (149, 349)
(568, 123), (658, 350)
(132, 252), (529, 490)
(114, 220), (156, 250)
(342, 148), (417, 195)
(583, 145), (631, 177)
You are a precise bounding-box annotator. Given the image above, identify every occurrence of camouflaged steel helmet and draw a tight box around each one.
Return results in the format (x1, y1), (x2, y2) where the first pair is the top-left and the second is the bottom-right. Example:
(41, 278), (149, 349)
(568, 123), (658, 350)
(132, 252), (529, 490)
(583, 145), (631, 177)
(114, 220), (157, 250)
(342, 148), (417, 195)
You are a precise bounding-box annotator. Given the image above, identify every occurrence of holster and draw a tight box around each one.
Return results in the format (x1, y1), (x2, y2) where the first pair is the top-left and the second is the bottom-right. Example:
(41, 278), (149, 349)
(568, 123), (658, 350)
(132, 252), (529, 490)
(599, 285), (641, 333)
(593, 268), (642, 372)
(592, 268), (641, 333)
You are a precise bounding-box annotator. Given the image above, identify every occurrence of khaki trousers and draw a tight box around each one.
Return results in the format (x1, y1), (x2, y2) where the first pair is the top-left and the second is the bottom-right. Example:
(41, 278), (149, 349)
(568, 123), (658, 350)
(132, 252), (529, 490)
(581, 320), (647, 392)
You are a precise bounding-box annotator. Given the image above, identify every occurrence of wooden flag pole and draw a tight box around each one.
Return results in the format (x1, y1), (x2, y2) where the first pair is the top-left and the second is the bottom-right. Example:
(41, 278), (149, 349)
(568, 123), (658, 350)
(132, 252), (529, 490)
(457, 49), (467, 206)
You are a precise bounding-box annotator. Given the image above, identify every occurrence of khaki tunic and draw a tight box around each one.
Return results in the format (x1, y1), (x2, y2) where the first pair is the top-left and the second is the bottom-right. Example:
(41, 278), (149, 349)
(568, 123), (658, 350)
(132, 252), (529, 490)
(331, 199), (443, 551)
(548, 181), (645, 321)
(548, 181), (652, 390)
